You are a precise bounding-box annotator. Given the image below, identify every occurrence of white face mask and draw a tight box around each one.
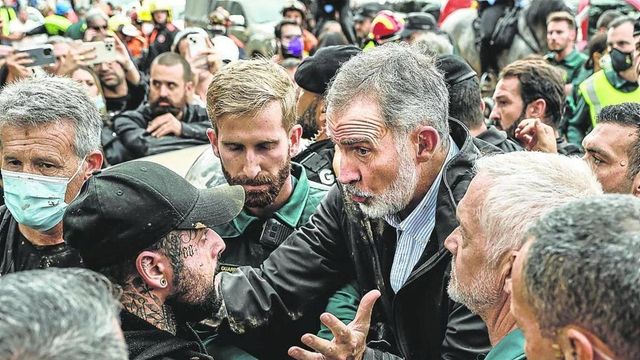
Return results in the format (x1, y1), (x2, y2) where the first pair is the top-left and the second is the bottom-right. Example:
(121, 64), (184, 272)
(141, 22), (155, 36)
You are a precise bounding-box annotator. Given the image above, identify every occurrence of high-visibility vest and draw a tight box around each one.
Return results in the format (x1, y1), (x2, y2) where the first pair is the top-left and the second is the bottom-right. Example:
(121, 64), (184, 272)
(579, 70), (640, 128)
(43, 14), (72, 36)
(0, 6), (17, 37)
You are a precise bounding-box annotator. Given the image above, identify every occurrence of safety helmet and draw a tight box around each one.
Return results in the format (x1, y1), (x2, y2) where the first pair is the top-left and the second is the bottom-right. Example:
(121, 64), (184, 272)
(146, 0), (173, 22)
(281, 0), (307, 19)
(369, 10), (404, 43)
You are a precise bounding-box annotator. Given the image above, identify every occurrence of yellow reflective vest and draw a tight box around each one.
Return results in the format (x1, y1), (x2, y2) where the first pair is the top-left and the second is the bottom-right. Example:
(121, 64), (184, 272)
(579, 70), (640, 127)
(43, 14), (72, 36)
(0, 6), (17, 37)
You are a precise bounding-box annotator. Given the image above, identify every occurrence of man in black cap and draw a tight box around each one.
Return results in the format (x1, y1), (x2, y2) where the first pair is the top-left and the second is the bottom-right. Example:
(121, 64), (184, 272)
(293, 45), (361, 186)
(400, 12), (437, 43)
(353, 4), (381, 46)
(438, 54), (522, 153)
(64, 161), (245, 360)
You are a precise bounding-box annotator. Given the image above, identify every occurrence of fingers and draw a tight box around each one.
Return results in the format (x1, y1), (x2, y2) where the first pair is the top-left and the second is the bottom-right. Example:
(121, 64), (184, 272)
(300, 333), (338, 357)
(352, 290), (381, 330)
(151, 124), (172, 137)
(288, 346), (324, 360)
(320, 313), (350, 342)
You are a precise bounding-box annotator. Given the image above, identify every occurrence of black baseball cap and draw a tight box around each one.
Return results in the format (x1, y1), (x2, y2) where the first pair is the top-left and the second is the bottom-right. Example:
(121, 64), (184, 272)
(437, 54), (477, 87)
(294, 45), (361, 95)
(64, 161), (245, 269)
(354, 4), (382, 22)
(400, 12), (437, 39)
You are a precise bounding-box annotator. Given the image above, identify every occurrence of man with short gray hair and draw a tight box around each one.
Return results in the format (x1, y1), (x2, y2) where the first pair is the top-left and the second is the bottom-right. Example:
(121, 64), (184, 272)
(0, 76), (103, 275)
(512, 194), (640, 359)
(445, 151), (602, 359)
(211, 42), (491, 360)
(0, 267), (128, 360)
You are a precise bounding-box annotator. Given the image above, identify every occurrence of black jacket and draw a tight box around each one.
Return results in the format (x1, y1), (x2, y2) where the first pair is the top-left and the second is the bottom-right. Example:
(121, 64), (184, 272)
(0, 206), (83, 275)
(217, 119), (491, 359)
(293, 138), (336, 186)
(477, 125), (523, 153)
(123, 311), (213, 360)
(112, 104), (211, 161)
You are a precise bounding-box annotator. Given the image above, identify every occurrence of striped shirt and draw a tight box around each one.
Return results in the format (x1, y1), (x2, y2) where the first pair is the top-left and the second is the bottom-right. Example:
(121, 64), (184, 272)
(386, 137), (459, 293)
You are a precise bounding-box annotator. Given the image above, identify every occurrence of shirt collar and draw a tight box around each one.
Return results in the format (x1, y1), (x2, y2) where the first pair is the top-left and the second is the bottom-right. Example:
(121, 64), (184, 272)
(604, 64), (640, 92)
(230, 163), (310, 232)
(385, 137), (459, 240)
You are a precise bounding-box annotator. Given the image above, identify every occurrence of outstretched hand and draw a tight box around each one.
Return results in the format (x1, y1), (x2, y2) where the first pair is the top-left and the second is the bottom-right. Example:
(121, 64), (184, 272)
(288, 290), (381, 360)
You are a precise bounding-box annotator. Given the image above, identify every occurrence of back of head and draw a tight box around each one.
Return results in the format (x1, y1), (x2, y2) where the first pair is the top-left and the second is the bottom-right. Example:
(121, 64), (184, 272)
(499, 59), (565, 128)
(525, 194), (640, 358)
(475, 151), (602, 265)
(0, 75), (102, 158)
(437, 54), (481, 129)
(326, 42), (450, 143)
(206, 58), (296, 132)
(596, 9), (623, 30)
(0, 268), (127, 360)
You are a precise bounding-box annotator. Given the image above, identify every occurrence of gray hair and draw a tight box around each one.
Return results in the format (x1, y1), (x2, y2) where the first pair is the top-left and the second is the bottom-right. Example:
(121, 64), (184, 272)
(524, 194), (640, 358)
(85, 8), (109, 26)
(326, 42), (450, 147)
(475, 152), (602, 266)
(0, 267), (128, 360)
(0, 75), (102, 158)
(412, 32), (455, 55)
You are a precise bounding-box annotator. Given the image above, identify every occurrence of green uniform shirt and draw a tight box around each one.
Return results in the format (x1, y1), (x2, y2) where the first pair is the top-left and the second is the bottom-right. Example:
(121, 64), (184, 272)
(545, 49), (588, 85)
(484, 329), (526, 360)
(214, 162), (329, 270)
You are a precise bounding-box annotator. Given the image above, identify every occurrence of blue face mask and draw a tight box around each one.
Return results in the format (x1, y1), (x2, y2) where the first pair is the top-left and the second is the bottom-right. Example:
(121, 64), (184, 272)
(2, 160), (85, 232)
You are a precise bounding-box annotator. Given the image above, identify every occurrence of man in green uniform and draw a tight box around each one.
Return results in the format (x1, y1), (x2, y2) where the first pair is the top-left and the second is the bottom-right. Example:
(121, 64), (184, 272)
(201, 58), (329, 359)
(544, 11), (588, 120)
(565, 16), (640, 145)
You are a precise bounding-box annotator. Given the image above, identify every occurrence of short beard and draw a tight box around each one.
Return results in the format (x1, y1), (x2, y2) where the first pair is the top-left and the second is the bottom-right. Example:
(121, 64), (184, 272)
(504, 107), (528, 141)
(344, 138), (418, 218)
(447, 258), (502, 317)
(150, 98), (182, 118)
(222, 156), (292, 208)
(298, 99), (320, 139)
(167, 262), (221, 323)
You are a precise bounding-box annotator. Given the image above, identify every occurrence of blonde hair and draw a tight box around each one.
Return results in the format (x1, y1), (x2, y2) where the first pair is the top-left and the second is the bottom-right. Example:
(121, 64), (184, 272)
(206, 59), (297, 132)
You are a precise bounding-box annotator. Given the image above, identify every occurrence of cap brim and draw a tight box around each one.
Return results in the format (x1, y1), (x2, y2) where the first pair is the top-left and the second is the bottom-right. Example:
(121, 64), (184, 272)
(176, 184), (245, 229)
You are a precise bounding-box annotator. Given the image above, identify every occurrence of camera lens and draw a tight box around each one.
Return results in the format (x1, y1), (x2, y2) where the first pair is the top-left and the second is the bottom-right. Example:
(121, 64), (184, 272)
(44, 48), (52, 56)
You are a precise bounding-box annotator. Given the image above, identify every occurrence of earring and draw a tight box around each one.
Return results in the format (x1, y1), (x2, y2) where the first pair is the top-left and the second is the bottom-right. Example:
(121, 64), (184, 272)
(160, 278), (167, 287)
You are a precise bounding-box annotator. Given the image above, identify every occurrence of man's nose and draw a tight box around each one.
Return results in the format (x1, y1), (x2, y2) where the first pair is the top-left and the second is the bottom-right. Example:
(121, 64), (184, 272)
(337, 155), (360, 185)
(241, 151), (261, 179)
(444, 228), (459, 255)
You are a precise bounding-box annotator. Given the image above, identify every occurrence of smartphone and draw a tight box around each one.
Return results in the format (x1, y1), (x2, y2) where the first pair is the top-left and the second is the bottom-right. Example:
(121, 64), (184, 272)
(187, 33), (208, 57)
(19, 45), (55, 67)
(81, 39), (117, 65)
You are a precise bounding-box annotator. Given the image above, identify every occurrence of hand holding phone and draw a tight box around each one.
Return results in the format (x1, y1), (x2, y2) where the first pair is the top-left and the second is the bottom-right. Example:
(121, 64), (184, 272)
(18, 45), (55, 67)
(187, 33), (208, 58)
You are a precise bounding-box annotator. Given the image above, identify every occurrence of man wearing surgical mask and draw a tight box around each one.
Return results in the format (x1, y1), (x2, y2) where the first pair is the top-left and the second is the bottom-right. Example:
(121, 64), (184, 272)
(565, 16), (640, 146)
(0, 76), (103, 275)
(274, 19), (305, 64)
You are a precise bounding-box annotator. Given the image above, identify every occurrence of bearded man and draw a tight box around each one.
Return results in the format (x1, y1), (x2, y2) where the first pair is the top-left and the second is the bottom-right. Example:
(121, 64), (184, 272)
(200, 58), (329, 359)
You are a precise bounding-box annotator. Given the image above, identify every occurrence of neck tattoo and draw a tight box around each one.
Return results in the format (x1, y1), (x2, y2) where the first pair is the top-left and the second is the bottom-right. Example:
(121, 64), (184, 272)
(121, 277), (177, 335)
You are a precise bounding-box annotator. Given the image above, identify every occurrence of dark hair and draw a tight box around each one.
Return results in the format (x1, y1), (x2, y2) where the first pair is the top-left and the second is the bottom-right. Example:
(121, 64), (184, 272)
(448, 76), (483, 129)
(596, 9), (622, 30)
(275, 18), (302, 39)
(584, 32), (607, 70)
(598, 103), (640, 178)
(525, 194), (640, 359)
(499, 59), (565, 128)
(151, 52), (194, 83)
(608, 15), (635, 31)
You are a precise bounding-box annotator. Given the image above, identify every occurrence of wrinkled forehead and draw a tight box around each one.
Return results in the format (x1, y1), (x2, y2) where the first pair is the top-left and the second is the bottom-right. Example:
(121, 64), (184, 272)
(327, 101), (390, 146)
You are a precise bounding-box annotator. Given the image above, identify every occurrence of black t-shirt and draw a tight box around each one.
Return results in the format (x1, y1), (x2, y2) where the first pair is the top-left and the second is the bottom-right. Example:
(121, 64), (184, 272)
(106, 80), (148, 120)
(13, 233), (83, 272)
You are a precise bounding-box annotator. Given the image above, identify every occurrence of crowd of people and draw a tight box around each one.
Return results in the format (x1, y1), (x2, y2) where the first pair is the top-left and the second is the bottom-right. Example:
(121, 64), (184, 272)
(0, 0), (639, 360)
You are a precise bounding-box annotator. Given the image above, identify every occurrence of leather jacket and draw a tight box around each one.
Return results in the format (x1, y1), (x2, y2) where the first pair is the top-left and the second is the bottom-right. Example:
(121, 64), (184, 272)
(216, 119), (492, 359)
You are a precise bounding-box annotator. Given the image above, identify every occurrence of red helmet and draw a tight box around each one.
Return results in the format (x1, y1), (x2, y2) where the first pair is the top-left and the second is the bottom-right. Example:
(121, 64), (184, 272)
(370, 10), (404, 42)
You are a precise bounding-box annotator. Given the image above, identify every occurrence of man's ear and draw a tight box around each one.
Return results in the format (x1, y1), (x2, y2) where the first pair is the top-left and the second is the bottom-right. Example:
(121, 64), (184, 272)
(207, 128), (220, 158)
(559, 327), (596, 360)
(503, 250), (518, 295)
(288, 124), (303, 157)
(84, 150), (103, 180)
(632, 172), (640, 197)
(526, 99), (547, 120)
(185, 80), (195, 94)
(316, 98), (327, 131)
(415, 126), (440, 163)
(135, 250), (172, 293)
